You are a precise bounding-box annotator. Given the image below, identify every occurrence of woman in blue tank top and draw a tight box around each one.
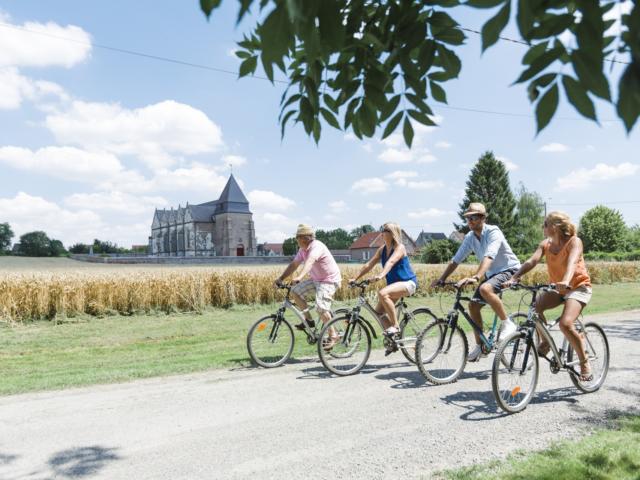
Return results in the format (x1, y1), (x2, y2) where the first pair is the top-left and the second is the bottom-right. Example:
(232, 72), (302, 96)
(350, 222), (418, 338)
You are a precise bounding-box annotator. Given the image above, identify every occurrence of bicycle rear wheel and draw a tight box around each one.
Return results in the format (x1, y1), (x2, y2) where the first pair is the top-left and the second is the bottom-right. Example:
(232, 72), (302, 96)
(567, 322), (609, 393)
(247, 315), (295, 368)
(399, 308), (439, 364)
(318, 316), (371, 376)
(415, 319), (468, 385)
(492, 332), (539, 413)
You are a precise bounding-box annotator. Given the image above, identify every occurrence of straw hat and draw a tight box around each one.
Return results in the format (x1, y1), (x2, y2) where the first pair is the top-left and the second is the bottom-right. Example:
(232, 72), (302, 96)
(463, 202), (487, 217)
(296, 224), (314, 236)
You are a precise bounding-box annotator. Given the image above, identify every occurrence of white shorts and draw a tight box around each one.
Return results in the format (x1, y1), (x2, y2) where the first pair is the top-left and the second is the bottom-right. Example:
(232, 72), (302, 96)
(395, 280), (417, 296)
(291, 279), (338, 313)
(563, 285), (592, 305)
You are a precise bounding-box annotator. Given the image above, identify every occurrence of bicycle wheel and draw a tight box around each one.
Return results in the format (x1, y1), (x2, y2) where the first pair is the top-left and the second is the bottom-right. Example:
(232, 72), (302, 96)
(247, 315), (294, 368)
(567, 322), (610, 393)
(492, 332), (539, 413)
(318, 315), (371, 376)
(399, 308), (438, 364)
(496, 313), (529, 368)
(415, 319), (468, 385)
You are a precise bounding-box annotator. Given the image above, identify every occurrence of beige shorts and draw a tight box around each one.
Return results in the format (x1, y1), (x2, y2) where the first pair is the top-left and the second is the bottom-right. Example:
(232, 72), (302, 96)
(291, 279), (338, 313)
(563, 285), (592, 305)
(395, 280), (417, 296)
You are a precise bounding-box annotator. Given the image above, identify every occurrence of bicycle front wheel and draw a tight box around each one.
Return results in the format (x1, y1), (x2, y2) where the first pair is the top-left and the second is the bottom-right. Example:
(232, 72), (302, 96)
(492, 332), (539, 413)
(568, 322), (609, 393)
(415, 319), (468, 385)
(318, 316), (371, 376)
(247, 315), (294, 368)
(399, 308), (438, 364)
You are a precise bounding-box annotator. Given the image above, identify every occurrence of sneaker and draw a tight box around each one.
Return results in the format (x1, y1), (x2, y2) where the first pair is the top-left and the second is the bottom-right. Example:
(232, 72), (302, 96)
(499, 318), (517, 341)
(468, 344), (483, 362)
(383, 326), (399, 336)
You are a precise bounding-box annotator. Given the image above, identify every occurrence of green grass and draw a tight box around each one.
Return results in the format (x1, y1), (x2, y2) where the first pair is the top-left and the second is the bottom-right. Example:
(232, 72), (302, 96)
(0, 283), (637, 396)
(437, 414), (640, 480)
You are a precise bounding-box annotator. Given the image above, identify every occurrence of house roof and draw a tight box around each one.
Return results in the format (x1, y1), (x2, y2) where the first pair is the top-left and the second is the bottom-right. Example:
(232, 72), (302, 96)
(264, 243), (283, 253)
(416, 231), (447, 246)
(350, 232), (384, 249)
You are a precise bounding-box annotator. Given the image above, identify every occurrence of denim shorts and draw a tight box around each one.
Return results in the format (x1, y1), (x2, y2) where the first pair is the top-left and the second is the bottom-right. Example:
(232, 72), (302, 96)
(471, 267), (518, 303)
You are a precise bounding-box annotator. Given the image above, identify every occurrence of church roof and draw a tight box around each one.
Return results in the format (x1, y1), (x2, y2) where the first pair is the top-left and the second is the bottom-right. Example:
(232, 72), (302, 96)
(188, 204), (216, 222)
(211, 174), (251, 214)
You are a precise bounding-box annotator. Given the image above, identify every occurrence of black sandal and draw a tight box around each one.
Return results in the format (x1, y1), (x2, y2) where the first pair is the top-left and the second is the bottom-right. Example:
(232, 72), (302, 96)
(580, 360), (594, 382)
(295, 319), (315, 331)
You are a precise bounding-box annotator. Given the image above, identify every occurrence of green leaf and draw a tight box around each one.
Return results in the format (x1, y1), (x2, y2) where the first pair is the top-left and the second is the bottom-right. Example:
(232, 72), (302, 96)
(261, 53), (274, 82)
(406, 93), (434, 114)
(571, 51), (611, 101)
(382, 111), (403, 139)
(200, 0), (222, 17)
(323, 94), (338, 114)
(516, 0), (534, 38)
(281, 93), (301, 109)
(466, 0), (505, 8)
(318, 0), (345, 52)
(616, 65), (640, 133)
(380, 95), (401, 122)
(522, 41), (549, 65)
(433, 28), (466, 45)
(320, 108), (341, 130)
(435, 44), (462, 79)
(357, 101), (377, 137)
(408, 109), (436, 126)
(429, 81), (448, 103)
(239, 56), (258, 77)
(527, 73), (556, 102)
(562, 75), (597, 121)
(513, 48), (561, 84)
(403, 116), (414, 148)
(259, 6), (292, 62)
(535, 83), (559, 133)
(280, 109), (296, 139)
(312, 117), (321, 144)
(481, 1), (510, 51)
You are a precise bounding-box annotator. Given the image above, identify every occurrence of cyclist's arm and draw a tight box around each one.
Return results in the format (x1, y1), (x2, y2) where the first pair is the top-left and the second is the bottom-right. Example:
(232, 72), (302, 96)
(434, 261), (459, 285)
(436, 236), (470, 284)
(277, 259), (302, 283)
(293, 256), (315, 282)
(474, 256), (494, 281)
(353, 247), (382, 281)
(510, 241), (545, 283)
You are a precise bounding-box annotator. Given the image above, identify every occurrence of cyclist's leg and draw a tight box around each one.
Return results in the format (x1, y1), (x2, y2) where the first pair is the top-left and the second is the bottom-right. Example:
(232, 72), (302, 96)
(291, 280), (315, 321)
(378, 282), (410, 330)
(316, 282), (338, 338)
(535, 291), (563, 352)
(558, 296), (590, 377)
(468, 299), (485, 345)
(477, 269), (516, 322)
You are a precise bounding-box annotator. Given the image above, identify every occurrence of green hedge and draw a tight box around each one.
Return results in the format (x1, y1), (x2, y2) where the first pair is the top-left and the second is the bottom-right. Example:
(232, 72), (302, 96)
(584, 250), (640, 261)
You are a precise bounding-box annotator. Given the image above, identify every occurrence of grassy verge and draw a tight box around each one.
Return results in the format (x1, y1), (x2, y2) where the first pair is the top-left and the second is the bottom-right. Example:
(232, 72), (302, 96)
(0, 283), (637, 396)
(437, 413), (640, 480)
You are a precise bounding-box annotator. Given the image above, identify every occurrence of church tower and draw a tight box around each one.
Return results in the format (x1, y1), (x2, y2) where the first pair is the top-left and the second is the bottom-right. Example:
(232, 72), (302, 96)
(211, 174), (257, 256)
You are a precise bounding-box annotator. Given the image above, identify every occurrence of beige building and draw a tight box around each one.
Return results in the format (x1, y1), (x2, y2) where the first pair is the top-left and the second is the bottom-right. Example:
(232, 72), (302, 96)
(149, 175), (257, 257)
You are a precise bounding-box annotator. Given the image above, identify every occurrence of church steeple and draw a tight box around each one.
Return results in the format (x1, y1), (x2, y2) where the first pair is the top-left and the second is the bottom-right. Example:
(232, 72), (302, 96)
(214, 174), (251, 214)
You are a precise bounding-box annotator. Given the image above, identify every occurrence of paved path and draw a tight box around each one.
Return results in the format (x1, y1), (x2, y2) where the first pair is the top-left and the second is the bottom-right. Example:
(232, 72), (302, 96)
(1, 310), (639, 480)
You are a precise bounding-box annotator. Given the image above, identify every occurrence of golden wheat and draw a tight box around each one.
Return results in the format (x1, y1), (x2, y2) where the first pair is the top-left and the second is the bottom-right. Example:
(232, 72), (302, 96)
(0, 262), (638, 322)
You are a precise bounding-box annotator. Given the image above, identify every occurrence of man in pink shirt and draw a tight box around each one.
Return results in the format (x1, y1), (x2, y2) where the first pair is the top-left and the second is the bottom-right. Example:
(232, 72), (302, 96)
(275, 224), (342, 331)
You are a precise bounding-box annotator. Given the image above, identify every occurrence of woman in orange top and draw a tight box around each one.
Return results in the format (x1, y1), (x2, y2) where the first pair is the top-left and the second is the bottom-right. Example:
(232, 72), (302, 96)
(504, 211), (593, 381)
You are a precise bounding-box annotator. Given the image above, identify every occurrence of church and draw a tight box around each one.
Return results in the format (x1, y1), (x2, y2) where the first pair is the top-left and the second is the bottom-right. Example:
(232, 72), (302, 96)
(148, 174), (257, 257)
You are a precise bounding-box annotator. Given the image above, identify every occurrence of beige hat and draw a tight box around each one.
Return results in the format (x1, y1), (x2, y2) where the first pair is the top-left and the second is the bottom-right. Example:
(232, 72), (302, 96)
(463, 202), (487, 217)
(296, 224), (314, 236)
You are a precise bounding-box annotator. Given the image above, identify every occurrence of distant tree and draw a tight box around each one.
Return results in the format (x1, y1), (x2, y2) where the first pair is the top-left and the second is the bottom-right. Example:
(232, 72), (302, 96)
(282, 237), (297, 255)
(625, 224), (640, 251)
(92, 239), (126, 254)
(512, 184), (545, 255)
(420, 239), (458, 264)
(349, 225), (375, 240)
(69, 243), (90, 254)
(579, 205), (627, 253)
(49, 239), (67, 257)
(19, 231), (52, 257)
(0, 222), (14, 253)
(315, 228), (352, 249)
(455, 151), (516, 243)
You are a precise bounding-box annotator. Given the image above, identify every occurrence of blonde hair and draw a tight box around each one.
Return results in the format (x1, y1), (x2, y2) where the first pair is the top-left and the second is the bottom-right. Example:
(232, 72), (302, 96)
(546, 211), (577, 237)
(382, 222), (403, 248)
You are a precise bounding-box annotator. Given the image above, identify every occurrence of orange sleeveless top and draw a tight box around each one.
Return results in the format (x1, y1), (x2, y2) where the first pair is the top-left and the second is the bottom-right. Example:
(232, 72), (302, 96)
(542, 237), (591, 289)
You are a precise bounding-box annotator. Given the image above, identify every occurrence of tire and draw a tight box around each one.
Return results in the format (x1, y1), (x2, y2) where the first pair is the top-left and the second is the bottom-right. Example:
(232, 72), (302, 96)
(415, 319), (468, 385)
(399, 308), (439, 364)
(567, 322), (610, 393)
(246, 315), (294, 368)
(318, 315), (371, 376)
(497, 313), (529, 368)
(492, 331), (539, 413)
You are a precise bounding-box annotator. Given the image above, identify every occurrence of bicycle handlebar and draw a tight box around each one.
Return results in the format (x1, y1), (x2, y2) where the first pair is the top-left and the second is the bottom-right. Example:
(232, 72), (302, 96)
(509, 283), (559, 293)
(348, 279), (372, 289)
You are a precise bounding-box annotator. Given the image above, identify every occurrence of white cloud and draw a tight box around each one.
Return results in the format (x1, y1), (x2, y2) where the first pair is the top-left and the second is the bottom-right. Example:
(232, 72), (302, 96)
(145, 165), (228, 194)
(0, 67), (68, 110)
(45, 100), (224, 169)
(555, 162), (639, 191)
(63, 191), (168, 215)
(328, 200), (347, 213)
(435, 141), (452, 149)
(367, 202), (383, 210)
(253, 211), (297, 243)
(343, 133), (357, 141)
(247, 190), (296, 211)
(496, 155), (519, 171)
(351, 177), (389, 194)
(386, 170), (418, 180)
(222, 154), (247, 168)
(417, 153), (437, 164)
(0, 16), (92, 68)
(407, 208), (452, 219)
(539, 143), (570, 153)
(0, 146), (124, 183)
(406, 180), (445, 190)
(586, 144), (596, 151)
(378, 148), (413, 164)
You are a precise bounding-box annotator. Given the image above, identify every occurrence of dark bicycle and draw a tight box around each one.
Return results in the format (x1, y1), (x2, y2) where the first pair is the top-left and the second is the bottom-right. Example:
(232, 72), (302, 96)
(492, 283), (609, 413)
(317, 279), (438, 376)
(246, 282), (348, 368)
(415, 281), (525, 385)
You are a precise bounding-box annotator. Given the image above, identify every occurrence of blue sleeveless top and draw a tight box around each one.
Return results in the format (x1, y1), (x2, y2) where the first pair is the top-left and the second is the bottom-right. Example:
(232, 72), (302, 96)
(381, 246), (418, 286)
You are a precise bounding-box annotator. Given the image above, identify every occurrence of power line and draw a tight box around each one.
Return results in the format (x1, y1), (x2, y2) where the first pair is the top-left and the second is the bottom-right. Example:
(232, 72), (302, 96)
(551, 200), (640, 206)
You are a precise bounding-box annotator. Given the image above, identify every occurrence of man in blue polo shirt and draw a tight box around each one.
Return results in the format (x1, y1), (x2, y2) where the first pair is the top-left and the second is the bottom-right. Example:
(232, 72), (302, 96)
(431, 202), (521, 361)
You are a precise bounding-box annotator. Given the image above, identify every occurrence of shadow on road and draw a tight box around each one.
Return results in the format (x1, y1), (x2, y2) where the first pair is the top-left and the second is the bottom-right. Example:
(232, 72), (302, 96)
(296, 359), (414, 380)
(440, 386), (582, 421)
(48, 445), (121, 478)
(604, 321), (640, 342)
(0, 452), (18, 466)
(373, 368), (491, 390)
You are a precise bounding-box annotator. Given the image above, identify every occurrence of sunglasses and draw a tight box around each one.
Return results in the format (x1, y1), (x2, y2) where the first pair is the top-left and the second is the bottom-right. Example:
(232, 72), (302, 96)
(467, 214), (484, 221)
(382, 228), (391, 233)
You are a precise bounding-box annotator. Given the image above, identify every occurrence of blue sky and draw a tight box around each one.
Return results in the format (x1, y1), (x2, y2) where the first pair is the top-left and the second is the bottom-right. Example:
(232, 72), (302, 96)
(0, 1), (638, 248)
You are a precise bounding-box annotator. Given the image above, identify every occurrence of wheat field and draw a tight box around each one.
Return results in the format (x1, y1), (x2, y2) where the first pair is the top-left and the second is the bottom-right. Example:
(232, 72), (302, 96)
(0, 258), (638, 322)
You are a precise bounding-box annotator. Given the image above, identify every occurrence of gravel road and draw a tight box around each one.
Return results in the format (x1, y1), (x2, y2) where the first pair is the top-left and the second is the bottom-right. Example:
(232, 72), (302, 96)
(1, 310), (639, 480)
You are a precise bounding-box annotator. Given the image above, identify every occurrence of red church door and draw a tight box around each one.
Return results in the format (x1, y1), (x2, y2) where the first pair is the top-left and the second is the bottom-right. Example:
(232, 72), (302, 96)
(236, 245), (245, 256)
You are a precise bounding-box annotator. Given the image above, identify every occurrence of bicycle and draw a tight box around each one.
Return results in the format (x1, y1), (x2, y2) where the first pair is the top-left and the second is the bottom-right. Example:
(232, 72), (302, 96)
(492, 283), (610, 413)
(415, 281), (526, 385)
(246, 282), (349, 368)
(317, 279), (438, 376)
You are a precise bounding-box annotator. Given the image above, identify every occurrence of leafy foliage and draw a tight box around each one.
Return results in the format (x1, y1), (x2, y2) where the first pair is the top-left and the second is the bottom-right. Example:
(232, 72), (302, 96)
(455, 151), (516, 243)
(420, 238), (459, 264)
(18, 231), (67, 257)
(201, 0), (640, 145)
(349, 224), (375, 239)
(0, 222), (14, 252)
(282, 237), (297, 255)
(315, 228), (353, 249)
(512, 183), (544, 255)
(579, 205), (627, 253)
